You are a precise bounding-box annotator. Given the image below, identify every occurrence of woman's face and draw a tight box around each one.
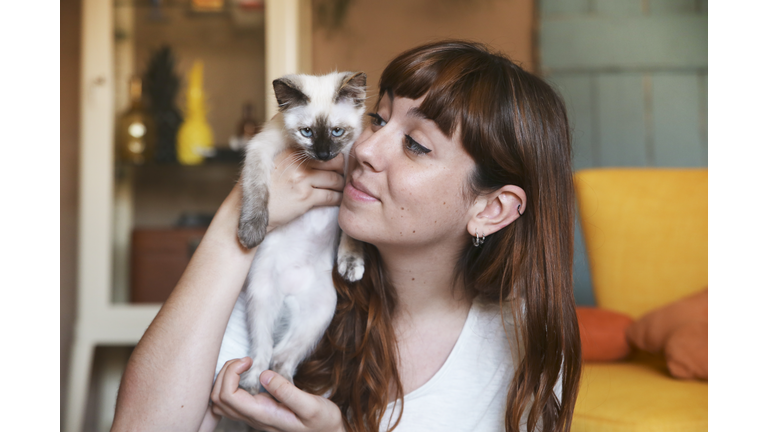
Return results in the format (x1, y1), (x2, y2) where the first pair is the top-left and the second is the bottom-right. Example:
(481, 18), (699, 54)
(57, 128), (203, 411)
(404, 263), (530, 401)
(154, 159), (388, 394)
(339, 94), (477, 250)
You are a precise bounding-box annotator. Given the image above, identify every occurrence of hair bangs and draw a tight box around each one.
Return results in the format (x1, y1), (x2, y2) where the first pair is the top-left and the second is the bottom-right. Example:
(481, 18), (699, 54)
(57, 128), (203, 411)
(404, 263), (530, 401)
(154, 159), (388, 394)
(378, 41), (499, 140)
(377, 41), (526, 193)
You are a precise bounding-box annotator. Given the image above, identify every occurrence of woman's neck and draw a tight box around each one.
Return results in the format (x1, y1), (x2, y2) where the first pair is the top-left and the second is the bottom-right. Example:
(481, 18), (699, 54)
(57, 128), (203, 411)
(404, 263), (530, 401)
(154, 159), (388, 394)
(376, 243), (472, 321)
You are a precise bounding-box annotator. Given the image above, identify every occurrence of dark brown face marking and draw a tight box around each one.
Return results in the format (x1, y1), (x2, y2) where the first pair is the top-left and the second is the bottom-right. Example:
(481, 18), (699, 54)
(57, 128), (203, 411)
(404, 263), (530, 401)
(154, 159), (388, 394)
(334, 72), (367, 108)
(310, 115), (335, 161)
(306, 115), (353, 161)
(273, 77), (309, 111)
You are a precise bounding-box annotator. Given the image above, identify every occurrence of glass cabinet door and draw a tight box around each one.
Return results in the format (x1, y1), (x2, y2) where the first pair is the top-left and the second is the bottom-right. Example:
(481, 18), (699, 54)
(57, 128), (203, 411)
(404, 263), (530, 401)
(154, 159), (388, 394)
(111, 0), (266, 304)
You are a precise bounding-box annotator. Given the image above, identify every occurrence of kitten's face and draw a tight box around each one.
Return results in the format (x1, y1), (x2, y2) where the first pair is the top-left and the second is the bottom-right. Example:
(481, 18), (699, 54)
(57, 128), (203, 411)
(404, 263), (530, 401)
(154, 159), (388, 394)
(274, 72), (367, 161)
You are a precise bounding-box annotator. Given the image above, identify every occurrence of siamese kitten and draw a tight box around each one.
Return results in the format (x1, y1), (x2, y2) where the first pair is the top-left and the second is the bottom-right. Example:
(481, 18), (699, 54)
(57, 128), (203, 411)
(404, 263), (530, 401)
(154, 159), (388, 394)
(235, 72), (366, 394)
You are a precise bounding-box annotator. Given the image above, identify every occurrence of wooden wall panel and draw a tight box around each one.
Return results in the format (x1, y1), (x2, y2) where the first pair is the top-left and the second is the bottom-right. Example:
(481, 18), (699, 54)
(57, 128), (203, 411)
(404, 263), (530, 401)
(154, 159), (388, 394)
(699, 72), (708, 164)
(650, 0), (697, 14)
(574, 211), (596, 305)
(550, 74), (595, 170)
(597, 73), (648, 166)
(540, 16), (707, 71)
(540, 0), (589, 16)
(594, 0), (643, 16)
(652, 72), (704, 166)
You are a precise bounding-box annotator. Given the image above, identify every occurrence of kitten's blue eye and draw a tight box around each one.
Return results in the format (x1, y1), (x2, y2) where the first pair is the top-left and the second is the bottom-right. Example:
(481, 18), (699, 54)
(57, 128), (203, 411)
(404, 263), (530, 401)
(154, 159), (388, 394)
(404, 135), (431, 155)
(332, 127), (344, 137)
(300, 128), (312, 138)
(367, 113), (386, 128)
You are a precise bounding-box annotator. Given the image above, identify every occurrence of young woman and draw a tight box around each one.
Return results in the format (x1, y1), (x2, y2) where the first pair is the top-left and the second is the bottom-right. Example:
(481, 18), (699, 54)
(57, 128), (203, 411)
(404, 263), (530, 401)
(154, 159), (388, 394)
(112, 40), (581, 432)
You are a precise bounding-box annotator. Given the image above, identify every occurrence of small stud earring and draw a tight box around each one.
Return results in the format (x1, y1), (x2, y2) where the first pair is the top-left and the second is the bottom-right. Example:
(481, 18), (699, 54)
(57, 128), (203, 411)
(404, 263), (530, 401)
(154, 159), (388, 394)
(473, 228), (485, 247)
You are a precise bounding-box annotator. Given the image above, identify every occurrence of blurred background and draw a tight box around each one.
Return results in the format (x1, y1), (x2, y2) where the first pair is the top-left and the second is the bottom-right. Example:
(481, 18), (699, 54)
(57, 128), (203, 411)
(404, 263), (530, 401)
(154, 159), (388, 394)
(61, 0), (707, 430)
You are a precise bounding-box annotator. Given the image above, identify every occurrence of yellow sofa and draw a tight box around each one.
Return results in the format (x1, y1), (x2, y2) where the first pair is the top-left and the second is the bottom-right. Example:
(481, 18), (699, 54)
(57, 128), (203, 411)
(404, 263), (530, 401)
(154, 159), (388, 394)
(572, 168), (708, 432)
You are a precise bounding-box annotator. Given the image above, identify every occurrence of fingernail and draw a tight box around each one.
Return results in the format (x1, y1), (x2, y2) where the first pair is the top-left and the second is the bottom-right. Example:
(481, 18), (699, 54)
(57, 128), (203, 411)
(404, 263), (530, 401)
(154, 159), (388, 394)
(260, 370), (274, 386)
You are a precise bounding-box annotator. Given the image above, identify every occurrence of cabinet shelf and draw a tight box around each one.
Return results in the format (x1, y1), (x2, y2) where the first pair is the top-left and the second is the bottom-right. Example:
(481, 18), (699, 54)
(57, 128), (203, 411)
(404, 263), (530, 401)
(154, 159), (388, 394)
(66, 1), (312, 430)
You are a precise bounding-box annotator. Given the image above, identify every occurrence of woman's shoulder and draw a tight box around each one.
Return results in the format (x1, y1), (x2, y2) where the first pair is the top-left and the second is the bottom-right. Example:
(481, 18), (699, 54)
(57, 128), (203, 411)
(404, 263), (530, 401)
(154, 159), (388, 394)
(466, 296), (524, 361)
(471, 295), (523, 331)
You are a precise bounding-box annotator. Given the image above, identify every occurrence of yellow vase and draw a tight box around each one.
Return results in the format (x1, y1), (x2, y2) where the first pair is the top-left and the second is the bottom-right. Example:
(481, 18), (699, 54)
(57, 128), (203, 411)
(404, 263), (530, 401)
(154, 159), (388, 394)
(177, 60), (214, 165)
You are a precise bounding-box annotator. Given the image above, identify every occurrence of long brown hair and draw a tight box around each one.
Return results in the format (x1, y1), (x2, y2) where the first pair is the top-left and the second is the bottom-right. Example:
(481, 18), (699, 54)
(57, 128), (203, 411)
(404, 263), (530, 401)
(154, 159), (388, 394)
(295, 40), (581, 432)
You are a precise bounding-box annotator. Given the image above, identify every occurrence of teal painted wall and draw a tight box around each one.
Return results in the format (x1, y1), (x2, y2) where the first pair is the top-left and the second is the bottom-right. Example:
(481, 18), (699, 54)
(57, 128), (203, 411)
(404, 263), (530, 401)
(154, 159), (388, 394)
(538, 0), (708, 305)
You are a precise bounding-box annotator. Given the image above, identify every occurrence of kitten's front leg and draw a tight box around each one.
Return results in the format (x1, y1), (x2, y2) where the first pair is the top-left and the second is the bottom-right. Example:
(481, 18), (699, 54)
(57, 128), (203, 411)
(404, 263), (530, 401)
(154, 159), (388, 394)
(337, 232), (365, 282)
(238, 148), (271, 249)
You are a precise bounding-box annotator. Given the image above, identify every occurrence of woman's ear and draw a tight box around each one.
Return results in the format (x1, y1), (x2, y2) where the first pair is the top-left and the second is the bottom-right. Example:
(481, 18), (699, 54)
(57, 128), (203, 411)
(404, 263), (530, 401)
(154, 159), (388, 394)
(467, 185), (527, 238)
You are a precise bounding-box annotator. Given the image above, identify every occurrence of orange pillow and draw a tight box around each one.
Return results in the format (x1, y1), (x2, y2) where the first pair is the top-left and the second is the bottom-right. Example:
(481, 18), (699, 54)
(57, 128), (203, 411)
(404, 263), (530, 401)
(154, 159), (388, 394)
(665, 321), (708, 380)
(576, 307), (634, 361)
(626, 288), (708, 380)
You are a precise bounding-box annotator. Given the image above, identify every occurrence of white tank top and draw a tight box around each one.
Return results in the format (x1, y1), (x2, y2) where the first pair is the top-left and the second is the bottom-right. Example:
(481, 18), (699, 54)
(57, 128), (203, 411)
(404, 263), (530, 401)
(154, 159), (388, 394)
(217, 294), (560, 432)
(380, 298), (559, 432)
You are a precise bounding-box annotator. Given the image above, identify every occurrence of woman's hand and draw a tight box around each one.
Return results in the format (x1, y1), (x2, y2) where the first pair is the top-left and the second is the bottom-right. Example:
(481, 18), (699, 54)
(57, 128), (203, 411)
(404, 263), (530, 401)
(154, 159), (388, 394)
(211, 358), (344, 432)
(265, 149), (346, 233)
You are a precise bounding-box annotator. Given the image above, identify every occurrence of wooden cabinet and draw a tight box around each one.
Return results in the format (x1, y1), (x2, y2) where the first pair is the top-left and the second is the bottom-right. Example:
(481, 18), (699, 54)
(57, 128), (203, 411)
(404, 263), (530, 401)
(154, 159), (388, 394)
(65, 1), (312, 431)
(130, 227), (207, 303)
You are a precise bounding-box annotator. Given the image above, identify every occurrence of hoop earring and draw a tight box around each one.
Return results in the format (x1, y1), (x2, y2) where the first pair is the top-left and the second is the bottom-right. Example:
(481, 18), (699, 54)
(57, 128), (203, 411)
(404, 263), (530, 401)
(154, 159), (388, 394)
(517, 204), (523, 216)
(473, 228), (485, 247)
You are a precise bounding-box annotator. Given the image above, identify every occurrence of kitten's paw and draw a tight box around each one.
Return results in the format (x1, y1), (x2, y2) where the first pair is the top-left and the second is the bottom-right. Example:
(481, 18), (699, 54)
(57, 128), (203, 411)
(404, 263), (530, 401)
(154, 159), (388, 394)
(337, 253), (365, 282)
(271, 364), (296, 385)
(238, 210), (268, 249)
(239, 368), (264, 395)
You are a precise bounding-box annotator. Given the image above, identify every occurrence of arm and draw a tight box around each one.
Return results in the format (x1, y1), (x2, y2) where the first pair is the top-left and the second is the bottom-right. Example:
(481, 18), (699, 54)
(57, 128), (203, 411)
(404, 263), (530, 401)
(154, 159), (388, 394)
(112, 184), (255, 432)
(111, 151), (345, 432)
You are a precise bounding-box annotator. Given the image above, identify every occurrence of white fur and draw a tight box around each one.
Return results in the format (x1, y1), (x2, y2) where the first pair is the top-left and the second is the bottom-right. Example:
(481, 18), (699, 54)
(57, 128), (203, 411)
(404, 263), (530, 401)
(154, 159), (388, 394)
(237, 206), (342, 392)
(221, 72), (367, 395)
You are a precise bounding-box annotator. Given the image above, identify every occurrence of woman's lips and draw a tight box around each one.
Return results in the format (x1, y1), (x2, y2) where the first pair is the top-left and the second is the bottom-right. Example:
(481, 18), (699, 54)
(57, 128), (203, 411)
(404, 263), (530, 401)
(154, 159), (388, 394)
(345, 179), (379, 202)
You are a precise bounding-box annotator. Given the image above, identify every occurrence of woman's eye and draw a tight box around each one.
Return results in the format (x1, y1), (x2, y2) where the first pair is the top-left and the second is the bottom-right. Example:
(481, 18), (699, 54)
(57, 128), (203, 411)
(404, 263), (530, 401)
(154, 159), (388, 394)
(300, 128), (313, 138)
(331, 127), (344, 137)
(367, 113), (386, 128)
(404, 135), (431, 155)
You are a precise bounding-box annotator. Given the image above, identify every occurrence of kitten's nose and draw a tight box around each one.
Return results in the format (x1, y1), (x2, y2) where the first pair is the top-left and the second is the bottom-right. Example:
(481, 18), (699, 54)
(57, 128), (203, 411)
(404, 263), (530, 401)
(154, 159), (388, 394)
(316, 150), (332, 161)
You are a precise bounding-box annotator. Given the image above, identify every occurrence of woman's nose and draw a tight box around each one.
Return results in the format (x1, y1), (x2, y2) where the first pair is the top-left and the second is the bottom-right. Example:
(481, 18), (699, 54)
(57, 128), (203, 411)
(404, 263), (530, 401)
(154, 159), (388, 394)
(352, 126), (393, 173)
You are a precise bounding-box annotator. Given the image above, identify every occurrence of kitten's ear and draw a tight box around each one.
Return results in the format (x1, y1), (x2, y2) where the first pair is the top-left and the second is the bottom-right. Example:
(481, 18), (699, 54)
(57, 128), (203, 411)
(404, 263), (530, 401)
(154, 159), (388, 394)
(335, 72), (367, 108)
(273, 76), (309, 111)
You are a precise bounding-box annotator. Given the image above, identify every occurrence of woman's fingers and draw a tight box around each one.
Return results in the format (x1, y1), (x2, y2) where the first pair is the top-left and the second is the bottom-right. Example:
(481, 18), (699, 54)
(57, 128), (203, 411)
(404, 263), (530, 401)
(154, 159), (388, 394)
(311, 189), (343, 208)
(309, 169), (346, 192)
(211, 358), (249, 421)
(211, 363), (343, 432)
(265, 150), (347, 232)
(221, 357), (252, 397)
(259, 371), (318, 421)
(215, 367), (304, 431)
(211, 359), (236, 407)
(257, 371), (344, 431)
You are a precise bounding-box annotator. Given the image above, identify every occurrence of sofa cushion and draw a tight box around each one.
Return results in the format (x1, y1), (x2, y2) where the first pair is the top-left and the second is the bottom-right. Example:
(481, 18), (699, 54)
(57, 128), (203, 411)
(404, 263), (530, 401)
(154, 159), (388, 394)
(626, 288), (707, 354)
(573, 356), (708, 432)
(574, 169), (708, 319)
(665, 321), (708, 380)
(626, 288), (708, 380)
(576, 307), (633, 362)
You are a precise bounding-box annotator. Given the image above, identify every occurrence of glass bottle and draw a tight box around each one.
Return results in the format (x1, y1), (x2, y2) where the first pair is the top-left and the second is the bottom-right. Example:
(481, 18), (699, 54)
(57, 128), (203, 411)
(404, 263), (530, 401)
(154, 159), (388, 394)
(117, 76), (156, 164)
(177, 60), (215, 165)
